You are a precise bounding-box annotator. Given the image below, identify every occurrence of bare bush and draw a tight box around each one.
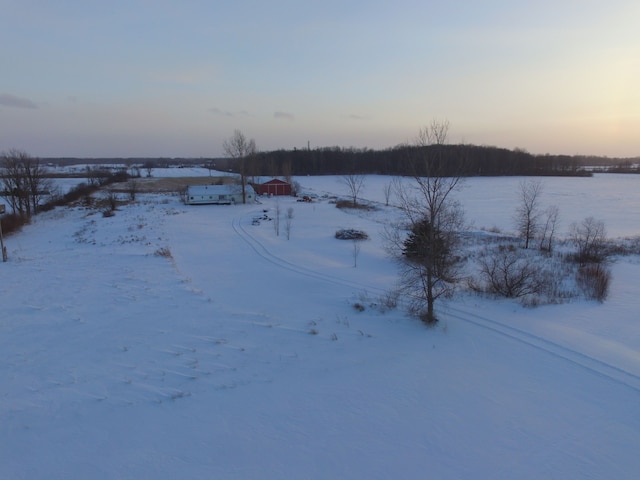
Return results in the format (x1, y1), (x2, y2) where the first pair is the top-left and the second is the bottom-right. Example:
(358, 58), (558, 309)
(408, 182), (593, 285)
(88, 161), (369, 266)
(477, 246), (546, 298)
(154, 247), (173, 258)
(378, 291), (399, 312)
(569, 217), (607, 264)
(105, 189), (118, 211)
(538, 205), (560, 252)
(0, 212), (26, 236)
(606, 236), (640, 256)
(127, 179), (139, 202)
(334, 199), (373, 210)
(335, 229), (368, 240)
(576, 263), (611, 302)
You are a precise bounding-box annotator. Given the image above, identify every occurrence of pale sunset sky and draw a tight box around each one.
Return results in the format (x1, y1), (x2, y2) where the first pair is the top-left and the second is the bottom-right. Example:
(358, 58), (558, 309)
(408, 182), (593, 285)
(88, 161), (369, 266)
(1, 0), (638, 158)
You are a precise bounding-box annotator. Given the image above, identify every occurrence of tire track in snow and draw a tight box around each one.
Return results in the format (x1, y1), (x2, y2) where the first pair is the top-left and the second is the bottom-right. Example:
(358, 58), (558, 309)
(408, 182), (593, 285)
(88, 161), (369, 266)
(231, 213), (388, 296)
(445, 305), (640, 393)
(233, 211), (640, 394)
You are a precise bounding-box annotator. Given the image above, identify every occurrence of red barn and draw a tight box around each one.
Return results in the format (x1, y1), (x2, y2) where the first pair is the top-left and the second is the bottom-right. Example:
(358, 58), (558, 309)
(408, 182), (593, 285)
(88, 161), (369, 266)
(254, 179), (292, 196)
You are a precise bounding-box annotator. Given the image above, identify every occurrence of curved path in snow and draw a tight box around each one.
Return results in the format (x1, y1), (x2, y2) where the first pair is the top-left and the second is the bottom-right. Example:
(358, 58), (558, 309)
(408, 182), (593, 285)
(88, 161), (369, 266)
(445, 305), (640, 393)
(231, 213), (388, 296)
(232, 209), (640, 394)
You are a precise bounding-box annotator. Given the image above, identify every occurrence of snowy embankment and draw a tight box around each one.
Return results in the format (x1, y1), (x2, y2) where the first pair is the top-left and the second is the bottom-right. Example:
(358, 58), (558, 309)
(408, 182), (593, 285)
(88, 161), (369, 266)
(1, 174), (640, 479)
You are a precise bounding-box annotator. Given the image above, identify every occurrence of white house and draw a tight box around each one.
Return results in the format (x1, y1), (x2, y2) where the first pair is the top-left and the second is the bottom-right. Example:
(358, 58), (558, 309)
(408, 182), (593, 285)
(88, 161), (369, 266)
(186, 184), (256, 205)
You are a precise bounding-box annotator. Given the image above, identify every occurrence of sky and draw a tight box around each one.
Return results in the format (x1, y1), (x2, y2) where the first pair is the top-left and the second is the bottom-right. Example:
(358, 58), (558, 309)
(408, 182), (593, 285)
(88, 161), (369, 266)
(1, 0), (639, 158)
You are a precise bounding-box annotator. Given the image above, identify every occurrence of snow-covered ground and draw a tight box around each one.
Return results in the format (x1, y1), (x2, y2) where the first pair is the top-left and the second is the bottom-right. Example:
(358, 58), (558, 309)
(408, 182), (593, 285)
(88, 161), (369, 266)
(1, 174), (639, 479)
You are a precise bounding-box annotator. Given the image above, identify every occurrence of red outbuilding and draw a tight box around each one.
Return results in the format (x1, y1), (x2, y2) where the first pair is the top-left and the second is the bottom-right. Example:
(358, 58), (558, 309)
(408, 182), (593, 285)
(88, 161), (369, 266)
(253, 179), (292, 196)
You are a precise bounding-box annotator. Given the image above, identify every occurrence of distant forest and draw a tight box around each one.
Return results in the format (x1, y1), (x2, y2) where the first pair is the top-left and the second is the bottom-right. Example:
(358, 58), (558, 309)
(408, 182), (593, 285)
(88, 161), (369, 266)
(47, 144), (639, 178)
(215, 144), (638, 178)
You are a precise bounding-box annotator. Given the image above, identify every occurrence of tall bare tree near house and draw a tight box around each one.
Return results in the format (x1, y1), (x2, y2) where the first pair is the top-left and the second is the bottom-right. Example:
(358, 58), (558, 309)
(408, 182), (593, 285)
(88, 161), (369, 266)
(223, 129), (256, 204)
(339, 173), (366, 207)
(514, 179), (543, 249)
(389, 120), (466, 324)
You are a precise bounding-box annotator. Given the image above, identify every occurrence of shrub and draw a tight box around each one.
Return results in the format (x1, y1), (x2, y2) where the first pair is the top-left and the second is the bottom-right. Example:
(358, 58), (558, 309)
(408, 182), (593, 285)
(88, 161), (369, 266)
(335, 199), (373, 210)
(477, 246), (546, 298)
(105, 189), (118, 211)
(378, 291), (399, 312)
(576, 264), (611, 302)
(0, 212), (28, 235)
(335, 229), (368, 240)
(154, 247), (173, 258)
(569, 217), (607, 265)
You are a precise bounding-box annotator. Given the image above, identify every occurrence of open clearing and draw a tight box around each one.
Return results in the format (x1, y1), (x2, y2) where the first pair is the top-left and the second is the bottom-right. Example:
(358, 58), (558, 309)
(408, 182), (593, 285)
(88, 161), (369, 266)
(1, 173), (639, 479)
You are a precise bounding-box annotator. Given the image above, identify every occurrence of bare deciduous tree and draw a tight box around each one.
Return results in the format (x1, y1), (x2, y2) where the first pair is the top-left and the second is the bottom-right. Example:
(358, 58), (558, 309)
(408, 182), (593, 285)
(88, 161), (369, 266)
(86, 166), (99, 187)
(352, 239), (361, 267)
(273, 200), (281, 237)
(285, 207), (294, 240)
(339, 173), (366, 207)
(223, 129), (257, 204)
(105, 189), (119, 211)
(514, 179), (543, 249)
(389, 120), (466, 324)
(127, 179), (139, 202)
(383, 181), (393, 206)
(570, 216), (607, 265)
(1, 149), (52, 218)
(1, 151), (29, 217)
(143, 161), (155, 178)
(538, 205), (560, 252)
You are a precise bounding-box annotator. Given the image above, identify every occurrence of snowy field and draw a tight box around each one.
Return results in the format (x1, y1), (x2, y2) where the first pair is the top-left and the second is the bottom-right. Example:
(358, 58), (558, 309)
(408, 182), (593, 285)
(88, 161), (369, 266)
(1, 174), (640, 479)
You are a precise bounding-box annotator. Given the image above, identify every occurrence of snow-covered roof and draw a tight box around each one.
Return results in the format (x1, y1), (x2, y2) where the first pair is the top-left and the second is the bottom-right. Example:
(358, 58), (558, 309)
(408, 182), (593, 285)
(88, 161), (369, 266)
(187, 184), (252, 195)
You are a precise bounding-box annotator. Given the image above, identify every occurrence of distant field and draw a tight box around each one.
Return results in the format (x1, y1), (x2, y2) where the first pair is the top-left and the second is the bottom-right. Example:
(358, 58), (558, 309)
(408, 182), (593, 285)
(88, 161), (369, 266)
(121, 176), (233, 193)
(42, 166), (234, 194)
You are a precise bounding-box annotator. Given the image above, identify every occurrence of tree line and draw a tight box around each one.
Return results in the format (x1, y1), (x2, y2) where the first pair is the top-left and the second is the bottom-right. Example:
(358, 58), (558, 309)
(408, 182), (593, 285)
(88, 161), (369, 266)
(1, 149), (131, 237)
(215, 143), (594, 178)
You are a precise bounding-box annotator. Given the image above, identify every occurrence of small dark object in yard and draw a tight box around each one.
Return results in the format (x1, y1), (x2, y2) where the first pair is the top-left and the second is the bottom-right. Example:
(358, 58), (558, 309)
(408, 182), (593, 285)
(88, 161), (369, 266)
(353, 303), (365, 312)
(335, 229), (368, 240)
